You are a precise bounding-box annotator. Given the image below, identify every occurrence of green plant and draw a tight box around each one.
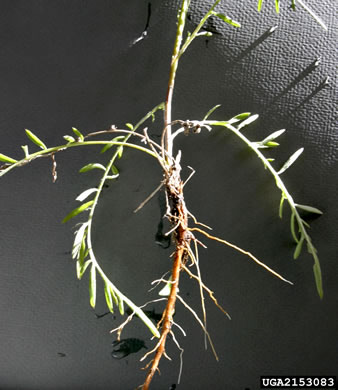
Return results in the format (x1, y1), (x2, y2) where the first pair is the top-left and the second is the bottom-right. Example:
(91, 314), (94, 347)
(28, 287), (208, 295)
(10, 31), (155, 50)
(0, 1), (325, 389)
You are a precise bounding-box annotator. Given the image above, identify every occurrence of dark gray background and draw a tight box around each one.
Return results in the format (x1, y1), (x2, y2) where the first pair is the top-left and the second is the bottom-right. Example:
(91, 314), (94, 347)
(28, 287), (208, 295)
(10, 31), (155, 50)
(0, 1), (337, 389)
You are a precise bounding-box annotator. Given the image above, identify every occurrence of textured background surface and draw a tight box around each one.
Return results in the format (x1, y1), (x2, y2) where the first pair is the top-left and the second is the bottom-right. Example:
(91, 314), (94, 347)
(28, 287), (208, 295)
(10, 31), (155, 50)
(0, 1), (337, 389)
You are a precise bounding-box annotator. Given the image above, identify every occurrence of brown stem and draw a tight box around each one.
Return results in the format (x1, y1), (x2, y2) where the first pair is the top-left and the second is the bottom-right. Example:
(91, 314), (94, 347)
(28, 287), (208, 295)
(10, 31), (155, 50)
(142, 246), (184, 390)
(142, 171), (189, 389)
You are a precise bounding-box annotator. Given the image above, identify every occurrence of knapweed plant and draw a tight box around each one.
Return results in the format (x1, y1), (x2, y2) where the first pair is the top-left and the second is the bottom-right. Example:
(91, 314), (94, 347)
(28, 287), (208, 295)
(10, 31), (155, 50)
(0, 1), (324, 389)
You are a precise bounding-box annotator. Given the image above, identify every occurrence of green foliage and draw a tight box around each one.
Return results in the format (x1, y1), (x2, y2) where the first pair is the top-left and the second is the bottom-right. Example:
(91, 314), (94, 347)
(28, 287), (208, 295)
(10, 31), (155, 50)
(0, 153), (17, 164)
(79, 163), (106, 173)
(62, 201), (94, 223)
(203, 113), (323, 298)
(25, 129), (47, 150)
(72, 127), (84, 141)
(211, 11), (240, 28)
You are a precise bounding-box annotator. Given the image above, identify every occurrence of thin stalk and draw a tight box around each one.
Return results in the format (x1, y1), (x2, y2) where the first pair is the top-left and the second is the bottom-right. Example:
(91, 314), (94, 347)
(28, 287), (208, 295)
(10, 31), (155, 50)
(0, 141), (159, 178)
(164, 0), (191, 158)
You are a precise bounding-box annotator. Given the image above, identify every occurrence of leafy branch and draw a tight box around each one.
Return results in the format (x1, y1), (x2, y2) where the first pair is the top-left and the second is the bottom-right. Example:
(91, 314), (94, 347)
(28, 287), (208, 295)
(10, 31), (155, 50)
(202, 112), (323, 298)
(257, 0), (328, 30)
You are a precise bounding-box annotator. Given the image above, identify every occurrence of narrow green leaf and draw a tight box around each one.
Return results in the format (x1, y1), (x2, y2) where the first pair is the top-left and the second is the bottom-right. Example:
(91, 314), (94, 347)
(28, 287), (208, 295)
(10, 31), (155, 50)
(0, 153), (18, 164)
(275, 0), (280, 13)
(104, 282), (114, 313)
(63, 135), (76, 143)
(262, 129), (286, 144)
(278, 148), (304, 175)
(62, 200), (94, 223)
(89, 264), (97, 308)
(72, 223), (88, 259)
(203, 104), (221, 120)
(21, 145), (29, 158)
(301, 218), (310, 228)
(72, 127), (84, 141)
(290, 212), (299, 243)
(78, 240), (88, 269)
(294, 236), (304, 259)
(313, 262), (323, 299)
(25, 129), (47, 150)
(233, 112), (251, 121)
(106, 175), (119, 180)
(118, 298), (124, 315)
(110, 286), (119, 306)
(197, 31), (213, 37)
(279, 194), (286, 219)
(265, 141), (279, 147)
(295, 204), (323, 215)
(237, 114), (259, 130)
(257, 0), (264, 11)
(100, 136), (125, 154)
(211, 11), (241, 28)
(76, 259), (91, 280)
(111, 165), (119, 176)
(126, 123), (134, 130)
(117, 146), (123, 159)
(79, 163), (106, 173)
(76, 188), (98, 202)
(267, 158), (275, 162)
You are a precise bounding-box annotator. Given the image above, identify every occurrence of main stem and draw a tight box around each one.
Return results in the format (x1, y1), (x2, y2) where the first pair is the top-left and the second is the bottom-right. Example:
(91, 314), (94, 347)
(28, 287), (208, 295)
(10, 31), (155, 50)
(143, 1), (190, 388)
(164, 0), (190, 159)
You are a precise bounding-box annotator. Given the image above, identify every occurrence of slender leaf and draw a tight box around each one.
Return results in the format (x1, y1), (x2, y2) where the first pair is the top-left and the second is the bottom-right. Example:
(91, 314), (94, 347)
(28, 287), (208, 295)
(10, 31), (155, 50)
(63, 135), (76, 143)
(237, 114), (259, 130)
(72, 223), (88, 259)
(100, 136), (125, 154)
(211, 11), (241, 28)
(62, 200), (94, 223)
(79, 163), (106, 173)
(111, 165), (119, 176)
(76, 188), (98, 202)
(257, 0), (264, 11)
(0, 153), (18, 164)
(275, 0), (280, 13)
(25, 129), (47, 150)
(197, 31), (213, 37)
(266, 141), (279, 147)
(262, 129), (286, 144)
(290, 212), (299, 243)
(72, 127), (84, 141)
(117, 146), (123, 159)
(76, 259), (91, 280)
(278, 148), (304, 175)
(78, 240), (88, 269)
(294, 236), (304, 259)
(110, 286), (119, 306)
(118, 298), (124, 315)
(313, 261), (323, 299)
(279, 194), (286, 219)
(89, 264), (97, 308)
(233, 112), (251, 121)
(296, 204), (323, 215)
(126, 123), (134, 130)
(104, 282), (114, 313)
(203, 104), (221, 120)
